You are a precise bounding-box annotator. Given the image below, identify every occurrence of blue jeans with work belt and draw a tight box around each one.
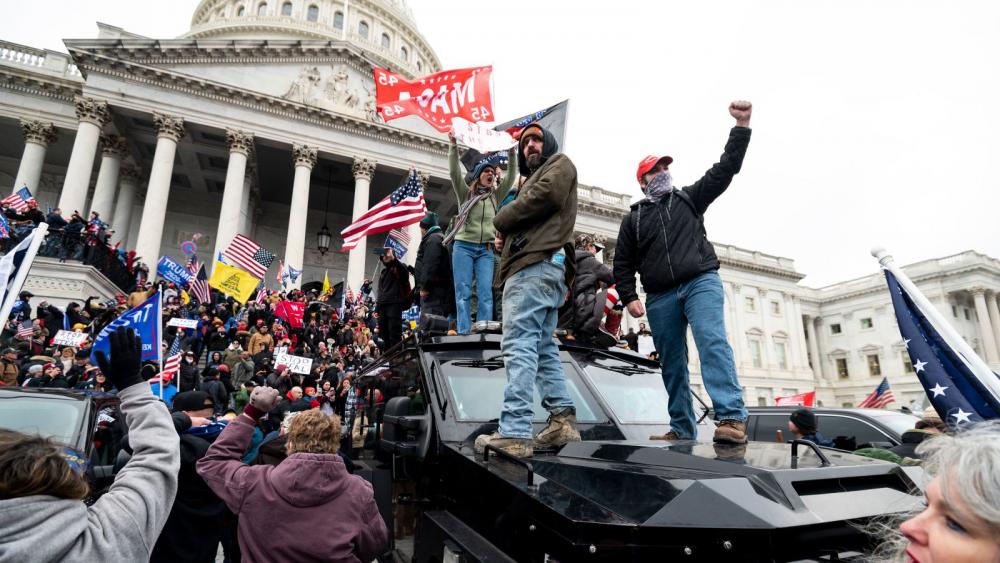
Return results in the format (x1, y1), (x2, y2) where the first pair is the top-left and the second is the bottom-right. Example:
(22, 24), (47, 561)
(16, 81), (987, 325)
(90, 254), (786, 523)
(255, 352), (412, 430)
(499, 256), (575, 439)
(645, 270), (747, 439)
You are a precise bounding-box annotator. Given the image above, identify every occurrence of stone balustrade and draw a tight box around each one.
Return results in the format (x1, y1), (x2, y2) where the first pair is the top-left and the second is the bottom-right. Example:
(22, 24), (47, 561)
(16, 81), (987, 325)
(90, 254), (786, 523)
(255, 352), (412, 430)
(0, 40), (81, 78)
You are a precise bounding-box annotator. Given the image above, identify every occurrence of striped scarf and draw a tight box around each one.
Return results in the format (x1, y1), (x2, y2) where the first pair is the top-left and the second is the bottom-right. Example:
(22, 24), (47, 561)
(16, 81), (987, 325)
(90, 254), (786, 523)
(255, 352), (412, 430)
(442, 184), (493, 246)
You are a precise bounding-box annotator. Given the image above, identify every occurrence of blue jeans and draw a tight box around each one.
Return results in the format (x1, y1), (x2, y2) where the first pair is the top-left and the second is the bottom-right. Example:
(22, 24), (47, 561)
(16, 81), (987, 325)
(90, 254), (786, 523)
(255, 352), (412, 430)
(452, 240), (494, 334)
(499, 258), (574, 439)
(645, 270), (747, 439)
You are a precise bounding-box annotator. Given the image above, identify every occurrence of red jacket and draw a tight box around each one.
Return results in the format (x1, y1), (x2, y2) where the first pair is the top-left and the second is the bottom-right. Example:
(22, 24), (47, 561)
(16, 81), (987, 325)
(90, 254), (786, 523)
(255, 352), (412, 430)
(196, 416), (387, 562)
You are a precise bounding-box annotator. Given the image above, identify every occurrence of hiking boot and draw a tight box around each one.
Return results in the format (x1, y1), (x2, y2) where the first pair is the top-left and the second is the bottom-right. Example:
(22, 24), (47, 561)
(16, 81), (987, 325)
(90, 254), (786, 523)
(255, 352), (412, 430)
(713, 420), (748, 444)
(474, 432), (533, 458)
(534, 410), (582, 449)
(650, 431), (681, 441)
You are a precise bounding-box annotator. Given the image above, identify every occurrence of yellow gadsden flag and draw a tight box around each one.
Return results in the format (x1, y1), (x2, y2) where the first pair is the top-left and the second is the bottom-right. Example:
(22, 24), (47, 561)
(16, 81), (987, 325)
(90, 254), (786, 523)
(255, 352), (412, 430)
(322, 270), (331, 295)
(208, 261), (258, 303)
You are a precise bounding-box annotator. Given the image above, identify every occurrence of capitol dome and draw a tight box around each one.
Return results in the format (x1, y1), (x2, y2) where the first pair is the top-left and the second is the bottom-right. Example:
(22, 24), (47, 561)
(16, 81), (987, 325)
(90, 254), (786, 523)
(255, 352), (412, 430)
(183, 0), (441, 78)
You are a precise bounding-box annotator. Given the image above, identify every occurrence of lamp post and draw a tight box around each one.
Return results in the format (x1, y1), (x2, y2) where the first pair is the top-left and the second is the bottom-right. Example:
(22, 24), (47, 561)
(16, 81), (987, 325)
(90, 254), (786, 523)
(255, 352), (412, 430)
(316, 164), (334, 255)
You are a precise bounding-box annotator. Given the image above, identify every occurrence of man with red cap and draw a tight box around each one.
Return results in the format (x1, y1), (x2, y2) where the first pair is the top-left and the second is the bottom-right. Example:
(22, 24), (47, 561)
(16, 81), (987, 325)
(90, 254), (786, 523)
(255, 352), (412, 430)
(613, 101), (753, 444)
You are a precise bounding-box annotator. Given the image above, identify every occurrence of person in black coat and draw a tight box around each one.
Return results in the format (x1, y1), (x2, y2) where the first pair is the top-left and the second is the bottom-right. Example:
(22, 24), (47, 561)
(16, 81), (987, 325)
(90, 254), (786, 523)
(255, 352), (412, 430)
(413, 212), (454, 319)
(375, 248), (410, 350)
(567, 234), (615, 345)
(199, 368), (229, 417)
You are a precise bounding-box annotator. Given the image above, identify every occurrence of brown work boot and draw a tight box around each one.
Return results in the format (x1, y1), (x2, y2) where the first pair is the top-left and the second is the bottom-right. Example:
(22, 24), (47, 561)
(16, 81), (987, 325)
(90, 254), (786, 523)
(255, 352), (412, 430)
(534, 410), (582, 449)
(713, 419), (748, 444)
(650, 431), (681, 441)
(474, 432), (533, 458)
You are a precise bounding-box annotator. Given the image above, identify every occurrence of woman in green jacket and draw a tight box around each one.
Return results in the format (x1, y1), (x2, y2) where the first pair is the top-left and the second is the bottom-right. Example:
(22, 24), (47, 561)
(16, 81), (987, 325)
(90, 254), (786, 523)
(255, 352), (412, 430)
(445, 132), (518, 334)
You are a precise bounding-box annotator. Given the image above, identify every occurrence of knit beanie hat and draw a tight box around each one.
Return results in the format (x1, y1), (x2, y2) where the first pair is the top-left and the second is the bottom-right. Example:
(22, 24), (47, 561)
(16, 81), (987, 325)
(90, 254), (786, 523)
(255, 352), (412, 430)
(789, 408), (817, 434)
(419, 211), (439, 230)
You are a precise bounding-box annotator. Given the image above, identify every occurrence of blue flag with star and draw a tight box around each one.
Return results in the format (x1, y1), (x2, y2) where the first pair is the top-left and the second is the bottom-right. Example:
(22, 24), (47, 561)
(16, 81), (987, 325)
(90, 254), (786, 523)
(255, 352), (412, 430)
(885, 270), (1000, 427)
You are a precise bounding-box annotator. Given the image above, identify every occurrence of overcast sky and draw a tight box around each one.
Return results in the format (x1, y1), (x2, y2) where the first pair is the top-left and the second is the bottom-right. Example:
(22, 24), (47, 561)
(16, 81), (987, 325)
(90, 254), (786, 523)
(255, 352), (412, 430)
(5, 1), (999, 286)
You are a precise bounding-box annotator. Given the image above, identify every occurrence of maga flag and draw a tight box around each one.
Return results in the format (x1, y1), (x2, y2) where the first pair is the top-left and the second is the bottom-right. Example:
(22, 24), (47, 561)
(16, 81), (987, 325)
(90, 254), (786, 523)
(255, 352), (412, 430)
(208, 261), (258, 303)
(275, 300), (306, 329)
(374, 66), (494, 132)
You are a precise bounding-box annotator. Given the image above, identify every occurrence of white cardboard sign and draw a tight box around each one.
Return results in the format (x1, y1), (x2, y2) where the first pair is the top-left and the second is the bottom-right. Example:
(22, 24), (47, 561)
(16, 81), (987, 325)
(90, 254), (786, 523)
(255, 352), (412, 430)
(638, 335), (656, 357)
(451, 117), (516, 153)
(52, 330), (88, 347)
(274, 352), (313, 375)
(167, 318), (199, 329)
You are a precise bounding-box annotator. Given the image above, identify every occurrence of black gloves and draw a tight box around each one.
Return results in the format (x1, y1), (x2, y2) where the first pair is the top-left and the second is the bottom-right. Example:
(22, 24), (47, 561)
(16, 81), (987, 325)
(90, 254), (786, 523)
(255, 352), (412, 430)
(94, 327), (145, 391)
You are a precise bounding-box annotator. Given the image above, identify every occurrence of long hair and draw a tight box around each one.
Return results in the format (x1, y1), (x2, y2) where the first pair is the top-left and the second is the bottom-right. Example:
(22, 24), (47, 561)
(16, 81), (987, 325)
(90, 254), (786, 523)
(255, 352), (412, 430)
(0, 429), (89, 500)
(867, 421), (1000, 561)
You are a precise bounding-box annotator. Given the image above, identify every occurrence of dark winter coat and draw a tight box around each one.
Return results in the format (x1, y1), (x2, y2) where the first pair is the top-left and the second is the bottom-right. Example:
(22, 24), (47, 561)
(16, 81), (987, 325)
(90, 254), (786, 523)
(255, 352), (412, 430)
(414, 228), (451, 291)
(179, 361), (201, 392)
(493, 125), (577, 288)
(571, 250), (614, 337)
(200, 378), (229, 416)
(376, 258), (410, 305)
(614, 127), (751, 304)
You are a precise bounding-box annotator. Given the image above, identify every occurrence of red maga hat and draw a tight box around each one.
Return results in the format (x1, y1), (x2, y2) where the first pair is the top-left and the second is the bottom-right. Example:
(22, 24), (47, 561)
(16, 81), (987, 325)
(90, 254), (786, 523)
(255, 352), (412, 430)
(635, 155), (673, 184)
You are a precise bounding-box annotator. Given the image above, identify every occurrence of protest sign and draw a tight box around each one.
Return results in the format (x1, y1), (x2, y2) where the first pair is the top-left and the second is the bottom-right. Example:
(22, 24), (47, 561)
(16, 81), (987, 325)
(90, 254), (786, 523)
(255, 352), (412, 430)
(374, 66), (493, 132)
(167, 317), (199, 329)
(638, 334), (655, 357)
(52, 330), (88, 347)
(274, 352), (313, 375)
(91, 292), (161, 365)
(157, 256), (194, 286)
(451, 117), (516, 153)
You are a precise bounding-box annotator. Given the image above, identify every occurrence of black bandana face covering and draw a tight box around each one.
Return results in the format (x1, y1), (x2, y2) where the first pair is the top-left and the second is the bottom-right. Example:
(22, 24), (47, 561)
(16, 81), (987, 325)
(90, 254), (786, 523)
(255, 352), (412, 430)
(643, 170), (673, 203)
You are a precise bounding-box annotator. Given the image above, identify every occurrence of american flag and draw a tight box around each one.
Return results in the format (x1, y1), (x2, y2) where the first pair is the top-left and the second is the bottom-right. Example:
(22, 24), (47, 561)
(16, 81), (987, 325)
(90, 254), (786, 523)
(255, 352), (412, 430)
(346, 284), (355, 304)
(160, 352), (182, 384)
(189, 264), (211, 304)
(884, 267), (1000, 427)
(1, 187), (35, 214)
(15, 319), (33, 340)
(388, 228), (410, 246)
(255, 285), (269, 305)
(0, 213), (9, 239)
(167, 333), (182, 357)
(341, 171), (426, 251)
(224, 235), (274, 279)
(858, 377), (895, 409)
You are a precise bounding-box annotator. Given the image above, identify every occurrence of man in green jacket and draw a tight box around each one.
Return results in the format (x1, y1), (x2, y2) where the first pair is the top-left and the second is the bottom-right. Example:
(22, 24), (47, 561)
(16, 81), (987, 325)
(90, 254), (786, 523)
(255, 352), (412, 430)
(445, 133), (518, 334)
(474, 124), (579, 458)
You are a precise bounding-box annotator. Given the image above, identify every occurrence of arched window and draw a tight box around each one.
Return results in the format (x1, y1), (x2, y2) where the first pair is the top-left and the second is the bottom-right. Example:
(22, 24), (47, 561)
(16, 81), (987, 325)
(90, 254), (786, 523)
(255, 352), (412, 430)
(333, 11), (344, 28)
(358, 21), (369, 38)
(400, 45), (408, 60)
(307, 4), (318, 21)
(236, 4), (246, 16)
(257, 2), (267, 15)
(281, 1), (292, 16)
(381, 33), (391, 49)
(416, 60), (422, 72)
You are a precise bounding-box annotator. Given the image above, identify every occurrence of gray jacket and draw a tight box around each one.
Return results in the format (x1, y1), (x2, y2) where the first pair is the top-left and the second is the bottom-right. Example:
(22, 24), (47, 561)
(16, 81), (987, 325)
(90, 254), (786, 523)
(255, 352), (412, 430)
(0, 384), (180, 562)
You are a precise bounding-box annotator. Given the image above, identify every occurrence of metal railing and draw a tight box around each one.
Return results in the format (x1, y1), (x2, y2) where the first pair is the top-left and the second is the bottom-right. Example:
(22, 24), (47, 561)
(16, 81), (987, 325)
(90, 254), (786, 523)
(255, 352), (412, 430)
(2, 226), (135, 292)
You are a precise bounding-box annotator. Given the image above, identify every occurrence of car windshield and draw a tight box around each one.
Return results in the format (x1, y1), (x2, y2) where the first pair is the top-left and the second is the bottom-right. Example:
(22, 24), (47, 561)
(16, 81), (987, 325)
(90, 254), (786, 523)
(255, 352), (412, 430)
(866, 411), (921, 435)
(0, 393), (87, 447)
(579, 355), (670, 424)
(434, 350), (603, 423)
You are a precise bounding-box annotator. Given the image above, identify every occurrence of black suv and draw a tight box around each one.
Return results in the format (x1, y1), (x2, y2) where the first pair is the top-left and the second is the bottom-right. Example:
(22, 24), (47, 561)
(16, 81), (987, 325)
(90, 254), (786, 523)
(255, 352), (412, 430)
(0, 387), (124, 496)
(348, 332), (925, 562)
(741, 406), (921, 450)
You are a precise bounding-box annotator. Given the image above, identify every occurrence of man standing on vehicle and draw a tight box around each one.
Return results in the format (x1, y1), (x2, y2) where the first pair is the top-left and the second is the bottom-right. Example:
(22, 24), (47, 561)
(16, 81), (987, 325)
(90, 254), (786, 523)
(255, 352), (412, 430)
(614, 101), (753, 444)
(475, 123), (580, 459)
(375, 247), (410, 350)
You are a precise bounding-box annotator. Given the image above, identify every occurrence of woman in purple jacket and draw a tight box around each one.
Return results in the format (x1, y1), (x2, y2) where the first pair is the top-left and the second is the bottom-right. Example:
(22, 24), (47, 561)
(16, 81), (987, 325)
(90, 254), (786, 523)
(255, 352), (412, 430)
(197, 387), (387, 562)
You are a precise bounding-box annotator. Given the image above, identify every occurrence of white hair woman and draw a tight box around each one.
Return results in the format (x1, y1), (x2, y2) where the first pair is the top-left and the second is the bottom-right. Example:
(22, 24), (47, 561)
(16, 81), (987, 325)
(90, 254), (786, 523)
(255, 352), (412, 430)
(889, 421), (1000, 562)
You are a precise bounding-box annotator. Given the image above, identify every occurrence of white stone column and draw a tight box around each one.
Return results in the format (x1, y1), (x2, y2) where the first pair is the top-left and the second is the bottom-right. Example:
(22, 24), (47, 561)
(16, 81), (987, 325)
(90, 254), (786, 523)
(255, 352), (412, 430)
(783, 295), (805, 370)
(211, 129), (255, 274)
(724, 282), (742, 368)
(346, 157), (376, 292)
(111, 164), (140, 245)
(134, 113), (185, 265)
(59, 96), (110, 216)
(731, 283), (749, 369)
(88, 134), (126, 223)
(987, 291), (1000, 360)
(283, 144), (317, 289)
(13, 120), (58, 193)
(971, 288), (1000, 364)
(805, 316), (826, 382)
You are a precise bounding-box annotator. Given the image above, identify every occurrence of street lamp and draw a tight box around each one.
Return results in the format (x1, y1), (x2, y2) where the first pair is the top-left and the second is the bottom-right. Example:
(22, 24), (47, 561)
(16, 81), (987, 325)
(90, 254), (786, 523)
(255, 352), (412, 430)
(316, 164), (333, 256)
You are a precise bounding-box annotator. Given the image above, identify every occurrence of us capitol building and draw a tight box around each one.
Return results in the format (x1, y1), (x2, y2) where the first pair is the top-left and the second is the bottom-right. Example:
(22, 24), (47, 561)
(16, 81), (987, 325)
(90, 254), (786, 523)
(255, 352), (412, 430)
(1, 0), (999, 408)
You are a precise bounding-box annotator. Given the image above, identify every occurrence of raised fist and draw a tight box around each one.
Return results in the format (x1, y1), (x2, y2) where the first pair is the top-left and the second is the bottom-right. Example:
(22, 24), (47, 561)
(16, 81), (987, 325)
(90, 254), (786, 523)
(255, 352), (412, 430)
(729, 100), (752, 126)
(249, 386), (280, 413)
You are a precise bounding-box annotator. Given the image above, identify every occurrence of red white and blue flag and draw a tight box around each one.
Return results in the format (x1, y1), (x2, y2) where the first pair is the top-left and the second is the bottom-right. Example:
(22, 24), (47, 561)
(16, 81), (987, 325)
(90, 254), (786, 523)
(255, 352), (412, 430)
(189, 263), (211, 305)
(15, 319), (33, 340)
(1, 187), (35, 214)
(341, 172), (425, 251)
(224, 234), (275, 279)
(858, 377), (895, 409)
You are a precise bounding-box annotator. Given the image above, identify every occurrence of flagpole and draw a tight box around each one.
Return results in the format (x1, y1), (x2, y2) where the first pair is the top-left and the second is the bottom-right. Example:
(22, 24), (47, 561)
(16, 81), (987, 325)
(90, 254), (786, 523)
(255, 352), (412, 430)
(157, 284), (164, 400)
(872, 247), (1000, 402)
(0, 222), (48, 323)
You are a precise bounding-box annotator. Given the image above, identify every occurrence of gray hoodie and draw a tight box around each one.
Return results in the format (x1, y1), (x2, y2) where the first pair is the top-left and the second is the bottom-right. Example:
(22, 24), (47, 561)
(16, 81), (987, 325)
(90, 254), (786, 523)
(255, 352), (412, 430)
(0, 384), (180, 562)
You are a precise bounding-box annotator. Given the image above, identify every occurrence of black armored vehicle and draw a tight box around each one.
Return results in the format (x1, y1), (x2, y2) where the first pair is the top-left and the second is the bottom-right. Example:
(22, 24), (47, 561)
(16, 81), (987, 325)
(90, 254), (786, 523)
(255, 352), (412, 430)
(352, 332), (924, 562)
